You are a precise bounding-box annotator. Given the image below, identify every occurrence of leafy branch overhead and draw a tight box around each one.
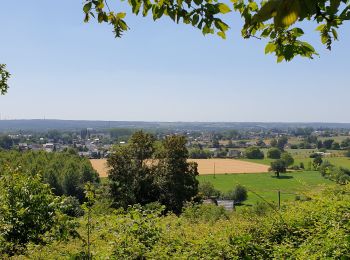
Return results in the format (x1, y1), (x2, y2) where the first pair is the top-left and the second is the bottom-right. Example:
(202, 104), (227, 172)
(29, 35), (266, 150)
(0, 64), (10, 95)
(83, 0), (350, 61)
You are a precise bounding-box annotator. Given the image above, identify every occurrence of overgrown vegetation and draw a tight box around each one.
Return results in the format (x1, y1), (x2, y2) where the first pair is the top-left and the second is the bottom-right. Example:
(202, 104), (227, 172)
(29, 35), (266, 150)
(0, 168), (78, 256)
(15, 185), (350, 259)
(319, 160), (350, 184)
(0, 150), (99, 201)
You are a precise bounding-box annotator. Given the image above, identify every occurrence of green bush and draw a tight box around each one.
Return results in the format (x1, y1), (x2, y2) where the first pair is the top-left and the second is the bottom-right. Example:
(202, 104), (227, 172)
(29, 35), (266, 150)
(60, 196), (84, 217)
(23, 185), (350, 259)
(182, 203), (229, 223)
(245, 147), (264, 159)
(223, 184), (248, 203)
(198, 181), (221, 198)
(267, 148), (281, 159)
(0, 168), (77, 256)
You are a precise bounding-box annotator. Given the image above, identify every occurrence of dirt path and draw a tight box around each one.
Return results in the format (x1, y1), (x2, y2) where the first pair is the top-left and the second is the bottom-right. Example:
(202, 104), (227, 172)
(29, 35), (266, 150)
(90, 158), (269, 177)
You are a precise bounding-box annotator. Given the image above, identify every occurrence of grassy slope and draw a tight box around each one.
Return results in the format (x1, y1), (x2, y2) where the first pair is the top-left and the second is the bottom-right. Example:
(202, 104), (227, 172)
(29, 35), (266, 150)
(198, 171), (334, 205)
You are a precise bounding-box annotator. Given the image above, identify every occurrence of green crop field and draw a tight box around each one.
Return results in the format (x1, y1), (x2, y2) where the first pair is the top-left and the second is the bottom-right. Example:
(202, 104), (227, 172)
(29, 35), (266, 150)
(198, 171), (334, 205)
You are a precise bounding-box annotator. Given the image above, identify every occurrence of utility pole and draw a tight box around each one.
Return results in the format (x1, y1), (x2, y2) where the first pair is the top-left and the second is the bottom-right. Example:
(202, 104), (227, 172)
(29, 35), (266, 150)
(213, 162), (216, 178)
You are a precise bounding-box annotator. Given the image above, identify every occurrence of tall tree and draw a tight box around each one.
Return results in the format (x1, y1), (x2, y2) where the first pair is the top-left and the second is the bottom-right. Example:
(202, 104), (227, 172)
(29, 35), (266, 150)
(156, 135), (199, 214)
(107, 132), (198, 213)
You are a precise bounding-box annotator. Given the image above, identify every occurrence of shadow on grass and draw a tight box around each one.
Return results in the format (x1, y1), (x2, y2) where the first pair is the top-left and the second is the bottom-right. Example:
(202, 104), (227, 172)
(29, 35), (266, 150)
(270, 175), (294, 179)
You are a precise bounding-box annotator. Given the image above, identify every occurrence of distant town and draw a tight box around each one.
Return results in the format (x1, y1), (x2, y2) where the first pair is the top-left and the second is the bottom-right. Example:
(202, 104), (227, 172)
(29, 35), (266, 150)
(1, 120), (350, 160)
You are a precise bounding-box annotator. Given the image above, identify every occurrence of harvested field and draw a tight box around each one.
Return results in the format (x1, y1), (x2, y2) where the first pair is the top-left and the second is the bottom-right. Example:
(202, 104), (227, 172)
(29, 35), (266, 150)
(90, 158), (269, 177)
(188, 159), (269, 175)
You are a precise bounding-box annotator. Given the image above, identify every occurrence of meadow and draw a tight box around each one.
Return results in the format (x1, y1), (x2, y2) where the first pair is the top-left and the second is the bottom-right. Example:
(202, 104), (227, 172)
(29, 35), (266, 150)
(243, 148), (348, 168)
(198, 171), (335, 205)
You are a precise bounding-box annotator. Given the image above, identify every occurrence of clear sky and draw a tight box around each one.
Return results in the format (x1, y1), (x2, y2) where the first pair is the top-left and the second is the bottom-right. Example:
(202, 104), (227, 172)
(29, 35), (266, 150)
(0, 1), (349, 122)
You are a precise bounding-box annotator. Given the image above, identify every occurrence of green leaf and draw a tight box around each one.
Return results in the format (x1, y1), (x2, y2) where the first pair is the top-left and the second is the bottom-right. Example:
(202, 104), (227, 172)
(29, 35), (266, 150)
(291, 28), (304, 37)
(192, 14), (200, 26)
(98, 12), (104, 23)
(277, 55), (284, 63)
(214, 20), (229, 31)
(321, 34), (329, 44)
(332, 28), (338, 40)
(84, 13), (90, 23)
(316, 24), (325, 31)
(217, 31), (226, 39)
(117, 12), (127, 19)
(265, 43), (276, 54)
(83, 2), (92, 13)
(217, 3), (231, 14)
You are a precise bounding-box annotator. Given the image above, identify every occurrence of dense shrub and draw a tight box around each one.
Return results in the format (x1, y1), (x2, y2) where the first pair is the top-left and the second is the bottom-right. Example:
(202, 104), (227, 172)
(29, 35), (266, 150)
(182, 203), (229, 223)
(223, 184), (248, 203)
(60, 196), (84, 217)
(198, 181), (221, 198)
(23, 185), (350, 259)
(245, 147), (264, 159)
(0, 168), (78, 256)
(189, 148), (212, 159)
(319, 161), (350, 184)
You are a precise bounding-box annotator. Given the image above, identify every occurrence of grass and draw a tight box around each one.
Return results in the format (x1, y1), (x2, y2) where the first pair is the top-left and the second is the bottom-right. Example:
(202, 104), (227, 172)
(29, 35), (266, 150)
(327, 156), (350, 168)
(198, 171), (334, 205)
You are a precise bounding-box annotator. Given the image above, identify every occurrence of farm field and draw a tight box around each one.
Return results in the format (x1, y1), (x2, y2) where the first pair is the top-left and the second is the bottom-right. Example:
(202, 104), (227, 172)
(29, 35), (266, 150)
(198, 171), (335, 205)
(90, 158), (269, 177)
(243, 148), (348, 168)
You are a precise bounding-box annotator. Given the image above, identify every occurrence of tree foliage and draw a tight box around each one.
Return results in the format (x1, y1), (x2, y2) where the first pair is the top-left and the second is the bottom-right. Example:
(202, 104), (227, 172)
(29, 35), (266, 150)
(0, 64), (10, 95)
(0, 168), (78, 256)
(0, 150), (100, 201)
(21, 185), (350, 259)
(281, 151), (294, 167)
(245, 146), (264, 159)
(270, 159), (286, 177)
(108, 131), (199, 213)
(82, 0), (350, 61)
(319, 160), (350, 184)
(224, 184), (248, 203)
(267, 147), (281, 159)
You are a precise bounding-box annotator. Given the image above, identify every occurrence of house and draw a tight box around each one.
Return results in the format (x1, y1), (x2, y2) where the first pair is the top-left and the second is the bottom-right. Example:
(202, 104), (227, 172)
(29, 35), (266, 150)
(18, 143), (28, 151)
(227, 149), (242, 158)
(43, 143), (55, 152)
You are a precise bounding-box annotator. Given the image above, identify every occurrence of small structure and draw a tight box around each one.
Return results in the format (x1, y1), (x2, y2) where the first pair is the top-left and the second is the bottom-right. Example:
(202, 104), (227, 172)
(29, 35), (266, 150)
(217, 200), (235, 211)
(18, 143), (28, 151)
(43, 143), (55, 152)
(227, 149), (242, 158)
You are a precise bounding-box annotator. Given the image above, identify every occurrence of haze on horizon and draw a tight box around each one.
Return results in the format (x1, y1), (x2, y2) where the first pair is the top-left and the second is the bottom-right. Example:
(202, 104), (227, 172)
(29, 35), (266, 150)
(1, 1), (349, 123)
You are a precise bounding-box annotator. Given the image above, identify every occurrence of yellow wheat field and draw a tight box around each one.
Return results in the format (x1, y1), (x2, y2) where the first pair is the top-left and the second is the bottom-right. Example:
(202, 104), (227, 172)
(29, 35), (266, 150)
(90, 158), (269, 177)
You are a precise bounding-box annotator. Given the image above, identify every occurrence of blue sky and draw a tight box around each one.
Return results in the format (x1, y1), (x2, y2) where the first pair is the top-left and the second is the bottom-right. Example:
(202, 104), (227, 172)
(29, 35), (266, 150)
(0, 1), (349, 122)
